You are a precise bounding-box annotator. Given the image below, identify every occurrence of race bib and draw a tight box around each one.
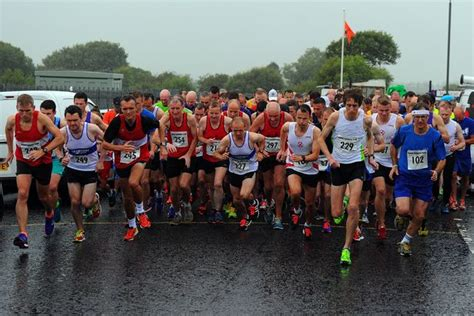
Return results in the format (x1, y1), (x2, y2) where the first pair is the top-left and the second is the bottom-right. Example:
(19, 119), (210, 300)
(73, 156), (89, 164)
(232, 159), (249, 172)
(120, 149), (140, 164)
(265, 137), (280, 153)
(195, 144), (203, 157)
(407, 150), (428, 170)
(335, 136), (362, 152)
(206, 141), (220, 156)
(20, 142), (41, 160)
(318, 155), (328, 171)
(170, 131), (188, 148)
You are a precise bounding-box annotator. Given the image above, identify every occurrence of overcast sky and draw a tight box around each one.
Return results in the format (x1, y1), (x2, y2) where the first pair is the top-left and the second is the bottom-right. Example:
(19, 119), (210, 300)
(1, 0), (473, 87)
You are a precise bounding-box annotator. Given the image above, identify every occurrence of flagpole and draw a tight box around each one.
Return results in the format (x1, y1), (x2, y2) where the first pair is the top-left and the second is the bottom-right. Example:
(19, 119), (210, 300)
(340, 9), (345, 89)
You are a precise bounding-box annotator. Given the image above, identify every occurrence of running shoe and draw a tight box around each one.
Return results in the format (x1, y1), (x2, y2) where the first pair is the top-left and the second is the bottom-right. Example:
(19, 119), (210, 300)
(353, 227), (364, 242)
(214, 211), (224, 224)
(361, 211), (369, 224)
(171, 212), (183, 226)
(302, 225), (312, 240)
(449, 196), (458, 211)
(441, 205), (450, 214)
(322, 220), (332, 233)
(108, 189), (117, 207)
(248, 199), (260, 220)
(239, 215), (251, 231)
(263, 209), (275, 225)
(92, 193), (101, 218)
(166, 196), (172, 205)
(458, 199), (466, 211)
(259, 199), (268, 212)
(343, 196), (350, 210)
(137, 213), (152, 229)
(13, 233), (28, 249)
(290, 207), (302, 229)
(333, 212), (345, 225)
(418, 226), (429, 237)
(73, 230), (85, 243)
(377, 225), (387, 240)
(340, 248), (352, 266)
(398, 242), (412, 256)
(45, 211), (54, 236)
(124, 226), (139, 241)
(83, 208), (93, 221)
(272, 218), (284, 230)
(167, 205), (176, 220)
(183, 203), (194, 223)
(394, 214), (408, 231)
(223, 202), (237, 219)
(54, 199), (61, 223)
(208, 210), (216, 224)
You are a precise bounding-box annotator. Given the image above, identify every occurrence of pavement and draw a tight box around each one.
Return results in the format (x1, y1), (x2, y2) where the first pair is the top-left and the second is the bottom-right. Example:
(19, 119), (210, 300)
(0, 191), (473, 314)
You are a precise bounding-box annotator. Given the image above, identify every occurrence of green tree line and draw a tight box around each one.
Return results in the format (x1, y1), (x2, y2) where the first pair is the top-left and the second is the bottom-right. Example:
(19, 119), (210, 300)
(0, 30), (399, 92)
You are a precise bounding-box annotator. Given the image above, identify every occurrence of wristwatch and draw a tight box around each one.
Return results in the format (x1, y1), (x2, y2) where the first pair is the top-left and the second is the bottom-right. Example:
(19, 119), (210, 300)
(42, 147), (49, 154)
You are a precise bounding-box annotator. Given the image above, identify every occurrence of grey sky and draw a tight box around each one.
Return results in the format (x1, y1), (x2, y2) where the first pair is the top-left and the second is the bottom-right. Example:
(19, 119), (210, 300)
(1, 0), (473, 88)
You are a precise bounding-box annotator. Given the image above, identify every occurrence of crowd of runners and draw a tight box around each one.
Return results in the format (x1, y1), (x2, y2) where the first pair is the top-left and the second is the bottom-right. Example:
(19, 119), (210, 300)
(5, 86), (474, 266)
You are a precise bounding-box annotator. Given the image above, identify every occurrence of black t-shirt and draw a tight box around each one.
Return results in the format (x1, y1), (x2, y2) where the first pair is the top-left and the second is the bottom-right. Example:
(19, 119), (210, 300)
(104, 114), (159, 143)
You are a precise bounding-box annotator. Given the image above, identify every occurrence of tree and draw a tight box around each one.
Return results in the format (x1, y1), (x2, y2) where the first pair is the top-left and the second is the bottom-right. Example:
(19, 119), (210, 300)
(197, 73), (229, 91)
(0, 41), (35, 78)
(41, 41), (128, 72)
(156, 72), (195, 91)
(226, 63), (284, 93)
(0, 69), (34, 86)
(114, 66), (158, 90)
(317, 55), (375, 86)
(282, 47), (326, 87)
(325, 30), (400, 66)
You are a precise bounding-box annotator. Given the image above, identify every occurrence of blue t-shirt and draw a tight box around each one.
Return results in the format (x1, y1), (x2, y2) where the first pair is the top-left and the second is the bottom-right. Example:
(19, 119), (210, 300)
(392, 125), (446, 186)
(456, 117), (474, 159)
(141, 109), (157, 134)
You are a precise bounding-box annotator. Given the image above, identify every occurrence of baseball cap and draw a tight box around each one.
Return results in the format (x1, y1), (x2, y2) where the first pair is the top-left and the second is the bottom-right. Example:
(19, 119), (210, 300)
(440, 95), (454, 102)
(268, 89), (278, 101)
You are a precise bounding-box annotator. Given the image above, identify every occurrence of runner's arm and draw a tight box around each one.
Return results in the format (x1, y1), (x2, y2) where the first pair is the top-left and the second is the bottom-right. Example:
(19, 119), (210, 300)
(434, 114), (450, 143)
(40, 112), (65, 153)
(5, 115), (15, 161)
(249, 113), (264, 132)
(318, 111), (338, 160)
(185, 114), (198, 157)
(452, 123), (466, 151)
(305, 126), (321, 162)
(213, 135), (230, 160)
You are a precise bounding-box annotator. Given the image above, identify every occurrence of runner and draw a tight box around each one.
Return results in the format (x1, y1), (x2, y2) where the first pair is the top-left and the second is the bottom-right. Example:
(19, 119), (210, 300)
(223, 99), (251, 129)
(371, 96), (405, 239)
(214, 117), (265, 231)
(39, 100), (66, 222)
(278, 104), (321, 238)
(439, 103), (465, 213)
(451, 106), (474, 211)
(197, 100), (232, 223)
(160, 96), (198, 225)
(250, 101), (293, 230)
(318, 89), (376, 265)
(102, 95), (160, 241)
(5, 94), (65, 248)
(390, 103), (446, 256)
(60, 105), (105, 242)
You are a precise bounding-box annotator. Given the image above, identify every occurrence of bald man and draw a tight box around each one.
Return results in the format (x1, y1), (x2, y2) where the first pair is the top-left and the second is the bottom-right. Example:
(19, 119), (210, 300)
(250, 102), (293, 229)
(223, 99), (251, 129)
(156, 89), (171, 113)
(185, 91), (198, 112)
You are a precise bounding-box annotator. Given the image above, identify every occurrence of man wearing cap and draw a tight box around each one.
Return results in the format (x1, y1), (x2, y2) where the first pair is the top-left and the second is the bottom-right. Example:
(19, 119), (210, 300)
(250, 101), (293, 230)
(390, 103), (446, 257)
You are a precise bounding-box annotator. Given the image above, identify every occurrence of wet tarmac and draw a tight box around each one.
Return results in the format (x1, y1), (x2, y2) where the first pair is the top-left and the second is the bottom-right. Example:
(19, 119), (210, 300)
(0, 193), (473, 314)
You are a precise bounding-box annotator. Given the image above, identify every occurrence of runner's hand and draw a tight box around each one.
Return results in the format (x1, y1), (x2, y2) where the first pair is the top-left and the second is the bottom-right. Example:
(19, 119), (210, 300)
(180, 154), (191, 168)
(29, 149), (45, 161)
(61, 154), (70, 166)
(166, 143), (177, 153)
(431, 170), (438, 181)
(205, 138), (215, 145)
(389, 165), (398, 180)
(329, 157), (340, 169)
(263, 150), (270, 158)
(4, 151), (14, 164)
(291, 154), (302, 162)
(369, 156), (379, 170)
(96, 161), (104, 171)
(160, 147), (168, 160)
(276, 150), (286, 162)
(122, 141), (135, 152)
(257, 152), (264, 162)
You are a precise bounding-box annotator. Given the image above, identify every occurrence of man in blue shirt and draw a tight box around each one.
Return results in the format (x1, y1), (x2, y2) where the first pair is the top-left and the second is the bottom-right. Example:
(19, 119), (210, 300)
(451, 106), (474, 211)
(390, 103), (446, 257)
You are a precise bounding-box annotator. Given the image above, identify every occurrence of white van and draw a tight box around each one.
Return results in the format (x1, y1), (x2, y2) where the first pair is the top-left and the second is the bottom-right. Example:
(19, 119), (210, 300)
(0, 91), (96, 213)
(459, 75), (474, 110)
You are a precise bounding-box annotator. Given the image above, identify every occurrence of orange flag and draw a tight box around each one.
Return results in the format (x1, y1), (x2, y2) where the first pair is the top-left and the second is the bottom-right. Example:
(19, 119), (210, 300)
(344, 21), (355, 45)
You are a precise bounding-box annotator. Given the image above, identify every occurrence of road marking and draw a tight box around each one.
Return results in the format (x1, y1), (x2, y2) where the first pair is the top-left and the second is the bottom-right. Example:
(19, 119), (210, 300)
(456, 220), (474, 254)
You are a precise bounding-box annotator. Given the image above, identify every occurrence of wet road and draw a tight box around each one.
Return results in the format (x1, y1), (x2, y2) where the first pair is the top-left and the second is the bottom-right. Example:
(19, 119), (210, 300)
(0, 193), (473, 314)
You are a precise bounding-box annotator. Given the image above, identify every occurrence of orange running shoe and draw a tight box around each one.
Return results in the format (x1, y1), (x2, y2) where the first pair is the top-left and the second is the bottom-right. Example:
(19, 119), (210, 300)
(137, 213), (151, 229)
(124, 227), (139, 241)
(458, 199), (466, 211)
